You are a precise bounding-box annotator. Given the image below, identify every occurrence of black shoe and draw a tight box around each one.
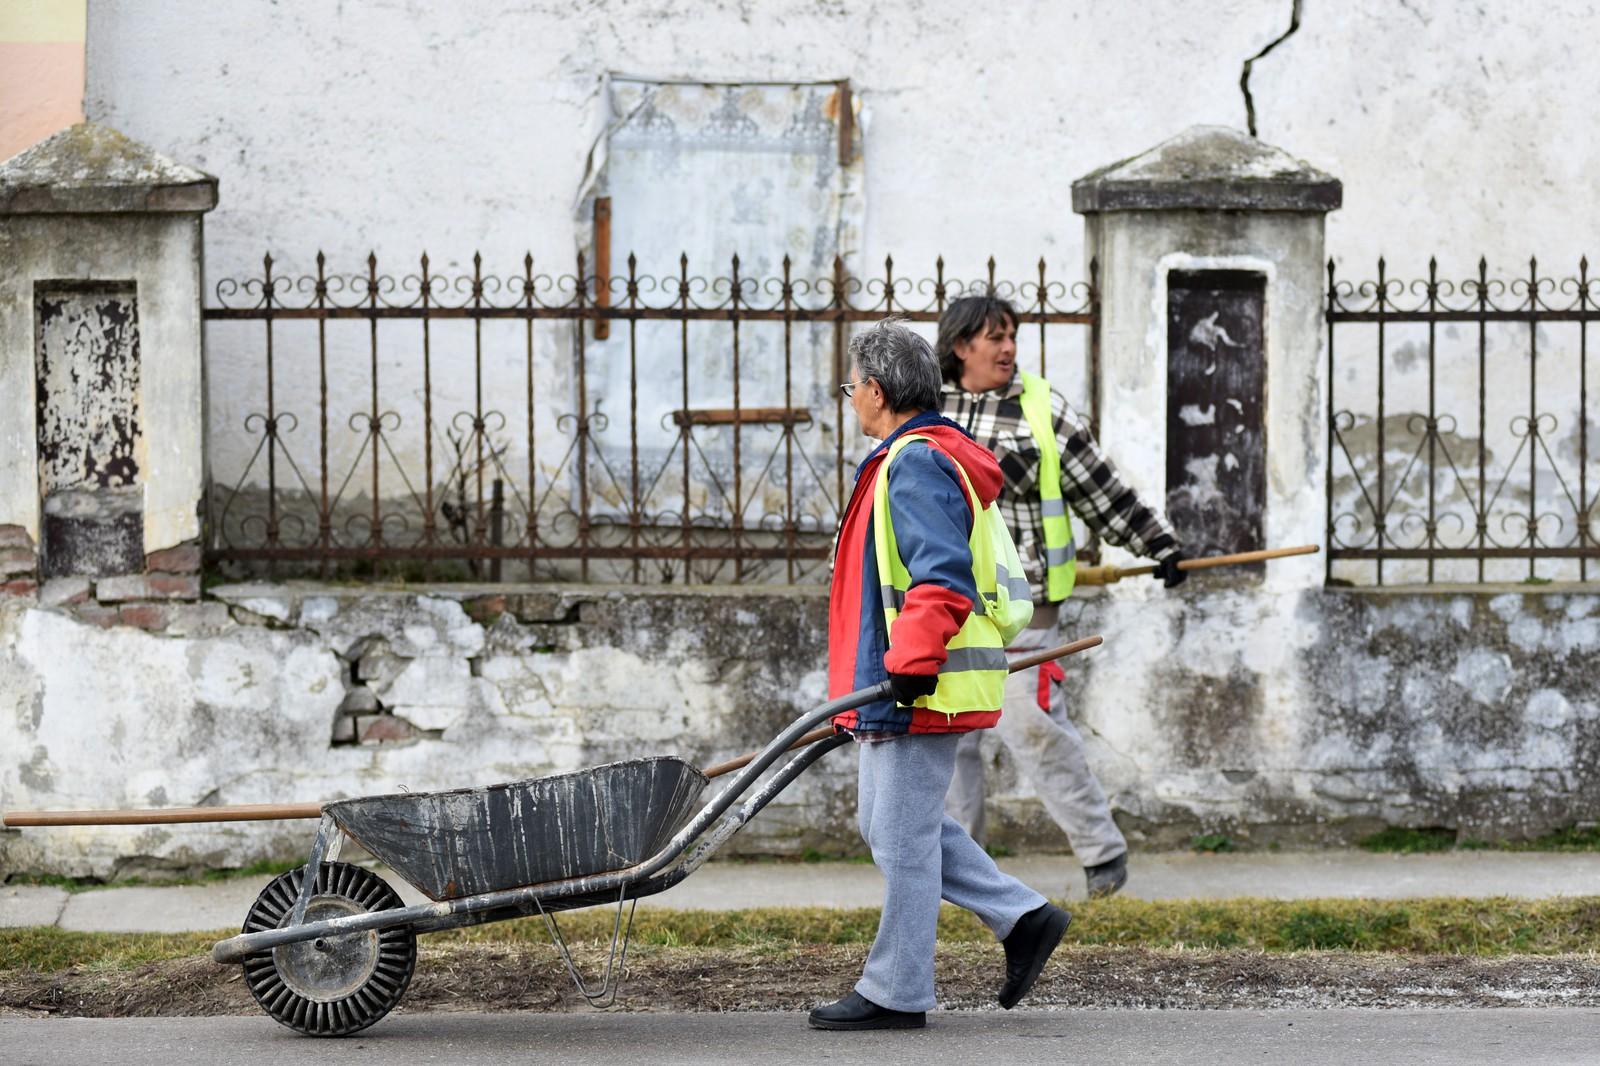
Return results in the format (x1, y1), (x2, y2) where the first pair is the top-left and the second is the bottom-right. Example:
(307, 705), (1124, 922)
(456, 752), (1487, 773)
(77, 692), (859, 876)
(1085, 853), (1128, 899)
(808, 990), (926, 1030)
(998, 902), (1071, 1009)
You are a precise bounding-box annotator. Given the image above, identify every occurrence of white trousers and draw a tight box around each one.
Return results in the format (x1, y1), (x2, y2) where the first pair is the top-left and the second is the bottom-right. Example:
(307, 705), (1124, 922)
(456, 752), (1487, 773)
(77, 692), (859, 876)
(945, 618), (1128, 868)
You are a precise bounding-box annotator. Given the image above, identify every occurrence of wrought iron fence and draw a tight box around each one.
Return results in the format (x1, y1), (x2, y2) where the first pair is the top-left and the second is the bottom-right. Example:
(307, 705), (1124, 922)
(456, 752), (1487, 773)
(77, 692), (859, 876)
(1326, 257), (1599, 585)
(202, 253), (1098, 584)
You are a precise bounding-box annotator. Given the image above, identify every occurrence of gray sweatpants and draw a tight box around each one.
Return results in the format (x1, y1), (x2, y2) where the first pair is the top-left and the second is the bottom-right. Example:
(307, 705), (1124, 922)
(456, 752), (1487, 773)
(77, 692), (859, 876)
(946, 618), (1128, 869)
(854, 732), (1047, 1013)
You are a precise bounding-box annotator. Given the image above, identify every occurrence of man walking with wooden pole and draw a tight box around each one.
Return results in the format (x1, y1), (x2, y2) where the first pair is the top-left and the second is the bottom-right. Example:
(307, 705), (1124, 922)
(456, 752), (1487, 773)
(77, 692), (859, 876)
(938, 294), (1186, 899)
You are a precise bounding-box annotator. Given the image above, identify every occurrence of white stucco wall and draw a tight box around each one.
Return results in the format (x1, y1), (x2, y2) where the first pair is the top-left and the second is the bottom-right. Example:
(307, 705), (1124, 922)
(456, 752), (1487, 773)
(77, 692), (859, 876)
(76, 1), (1600, 570)
(82, 1), (1600, 279)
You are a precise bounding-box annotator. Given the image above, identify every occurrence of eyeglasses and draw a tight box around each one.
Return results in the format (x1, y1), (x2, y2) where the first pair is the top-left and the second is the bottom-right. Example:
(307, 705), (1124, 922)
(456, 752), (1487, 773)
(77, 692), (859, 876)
(839, 379), (867, 398)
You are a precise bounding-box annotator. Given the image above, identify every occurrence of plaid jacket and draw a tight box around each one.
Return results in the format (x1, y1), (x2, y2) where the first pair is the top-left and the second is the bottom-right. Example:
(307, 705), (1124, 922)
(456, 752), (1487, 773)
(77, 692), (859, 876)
(940, 376), (1180, 600)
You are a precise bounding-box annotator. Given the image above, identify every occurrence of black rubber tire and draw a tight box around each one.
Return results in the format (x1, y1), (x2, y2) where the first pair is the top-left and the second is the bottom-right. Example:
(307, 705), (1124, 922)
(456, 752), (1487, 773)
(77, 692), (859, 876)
(241, 861), (417, 1037)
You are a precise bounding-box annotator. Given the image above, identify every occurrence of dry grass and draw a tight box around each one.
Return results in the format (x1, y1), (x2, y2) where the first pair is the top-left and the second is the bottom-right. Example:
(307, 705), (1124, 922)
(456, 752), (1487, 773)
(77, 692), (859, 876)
(6, 896), (1600, 975)
(7, 943), (1600, 1017)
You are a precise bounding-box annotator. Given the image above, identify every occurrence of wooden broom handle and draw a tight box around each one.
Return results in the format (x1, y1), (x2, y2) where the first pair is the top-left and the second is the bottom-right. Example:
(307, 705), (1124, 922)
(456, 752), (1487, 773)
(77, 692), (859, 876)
(1077, 544), (1319, 584)
(701, 635), (1105, 779)
(3, 802), (324, 827)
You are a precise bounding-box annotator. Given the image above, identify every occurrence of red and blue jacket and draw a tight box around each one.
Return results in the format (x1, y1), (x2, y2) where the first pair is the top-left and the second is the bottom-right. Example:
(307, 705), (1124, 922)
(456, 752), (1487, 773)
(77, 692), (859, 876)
(829, 412), (1006, 735)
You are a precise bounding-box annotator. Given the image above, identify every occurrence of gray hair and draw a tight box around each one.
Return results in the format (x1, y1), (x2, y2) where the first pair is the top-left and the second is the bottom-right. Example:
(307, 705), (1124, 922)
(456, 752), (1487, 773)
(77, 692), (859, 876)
(848, 317), (941, 413)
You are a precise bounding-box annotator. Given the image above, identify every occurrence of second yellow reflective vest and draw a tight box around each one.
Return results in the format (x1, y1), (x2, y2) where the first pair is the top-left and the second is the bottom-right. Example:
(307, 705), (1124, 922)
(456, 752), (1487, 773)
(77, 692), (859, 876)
(1018, 371), (1078, 602)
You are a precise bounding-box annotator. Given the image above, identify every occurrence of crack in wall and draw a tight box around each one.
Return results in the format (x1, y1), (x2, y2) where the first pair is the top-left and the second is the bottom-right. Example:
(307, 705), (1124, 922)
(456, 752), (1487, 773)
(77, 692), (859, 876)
(1239, 0), (1304, 137)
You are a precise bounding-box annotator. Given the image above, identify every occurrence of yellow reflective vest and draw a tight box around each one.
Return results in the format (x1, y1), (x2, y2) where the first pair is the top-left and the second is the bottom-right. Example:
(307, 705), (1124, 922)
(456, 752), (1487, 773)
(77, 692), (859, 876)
(872, 434), (1013, 717)
(1018, 372), (1078, 601)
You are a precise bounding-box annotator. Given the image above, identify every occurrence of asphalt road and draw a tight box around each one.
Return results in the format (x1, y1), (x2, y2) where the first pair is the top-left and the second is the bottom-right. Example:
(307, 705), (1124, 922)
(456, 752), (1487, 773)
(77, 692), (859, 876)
(4, 1009), (1599, 1065)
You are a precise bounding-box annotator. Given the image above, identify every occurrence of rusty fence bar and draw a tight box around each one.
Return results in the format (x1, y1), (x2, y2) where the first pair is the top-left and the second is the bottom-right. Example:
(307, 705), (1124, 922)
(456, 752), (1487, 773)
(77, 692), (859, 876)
(1326, 256), (1600, 585)
(202, 253), (1097, 585)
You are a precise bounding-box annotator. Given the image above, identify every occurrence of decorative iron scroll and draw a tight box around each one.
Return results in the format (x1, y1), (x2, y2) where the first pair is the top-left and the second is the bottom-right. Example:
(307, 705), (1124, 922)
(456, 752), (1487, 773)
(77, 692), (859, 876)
(203, 252), (1098, 585)
(1326, 257), (1600, 585)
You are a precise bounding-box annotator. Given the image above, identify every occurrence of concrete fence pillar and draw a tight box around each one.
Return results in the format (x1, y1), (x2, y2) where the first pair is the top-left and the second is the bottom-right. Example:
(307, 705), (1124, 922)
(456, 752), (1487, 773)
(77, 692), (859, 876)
(1072, 127), (1340, 589)
(0, 123), (216, 611)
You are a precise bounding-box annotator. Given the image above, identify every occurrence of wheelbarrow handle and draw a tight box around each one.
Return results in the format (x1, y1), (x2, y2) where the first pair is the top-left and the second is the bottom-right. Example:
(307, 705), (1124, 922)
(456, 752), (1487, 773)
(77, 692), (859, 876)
(701, 635), (1104, 779)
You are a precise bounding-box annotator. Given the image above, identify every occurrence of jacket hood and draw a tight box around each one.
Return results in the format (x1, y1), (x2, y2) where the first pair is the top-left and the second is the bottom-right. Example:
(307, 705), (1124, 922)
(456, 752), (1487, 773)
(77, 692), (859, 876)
(859, 412), (1004, 508)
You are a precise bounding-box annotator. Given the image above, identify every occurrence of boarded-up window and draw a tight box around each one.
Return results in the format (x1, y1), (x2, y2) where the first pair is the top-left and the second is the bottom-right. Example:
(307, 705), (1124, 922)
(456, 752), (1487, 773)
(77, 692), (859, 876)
(35, 283), (144, 577)
(575, 77), (864, 533)
(1165, 270), (1266, 569)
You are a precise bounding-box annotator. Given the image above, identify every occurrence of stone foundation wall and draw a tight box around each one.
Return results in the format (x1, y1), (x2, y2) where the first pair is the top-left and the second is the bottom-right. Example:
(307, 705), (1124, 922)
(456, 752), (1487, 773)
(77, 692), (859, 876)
(2, 580), (1596, 878)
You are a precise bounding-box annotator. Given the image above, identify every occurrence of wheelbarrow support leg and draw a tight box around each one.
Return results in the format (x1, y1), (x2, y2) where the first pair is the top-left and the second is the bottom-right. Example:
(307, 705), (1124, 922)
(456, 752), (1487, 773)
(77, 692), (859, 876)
(536, 886), (639, 1008)
(289, 814), (341, 927)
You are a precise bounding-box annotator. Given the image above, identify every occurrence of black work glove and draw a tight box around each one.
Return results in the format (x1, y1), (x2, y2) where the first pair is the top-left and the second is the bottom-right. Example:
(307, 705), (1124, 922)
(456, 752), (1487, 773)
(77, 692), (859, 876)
(1154, 551), (1188, 589)
(888, 671), (939, 706)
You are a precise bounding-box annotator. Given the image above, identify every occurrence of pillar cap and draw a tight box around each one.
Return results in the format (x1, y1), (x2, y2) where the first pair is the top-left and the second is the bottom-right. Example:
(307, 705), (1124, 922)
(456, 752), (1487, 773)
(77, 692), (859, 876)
(1072, 126), (1340, 214)
(0, 122), (217, 215)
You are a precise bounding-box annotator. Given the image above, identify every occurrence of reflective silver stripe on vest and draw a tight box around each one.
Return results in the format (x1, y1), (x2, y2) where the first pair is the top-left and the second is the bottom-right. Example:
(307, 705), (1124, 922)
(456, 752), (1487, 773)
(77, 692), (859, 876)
(995, 565), (1033, 603)
(937, 646), (1009, 674)
(1045, 542), (1076, 568)
(1041, 496), (1067, 518)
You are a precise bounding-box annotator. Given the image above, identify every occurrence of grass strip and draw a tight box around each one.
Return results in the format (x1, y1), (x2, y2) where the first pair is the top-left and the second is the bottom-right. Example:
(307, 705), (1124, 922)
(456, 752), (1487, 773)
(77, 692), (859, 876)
(6, 895), (1600, 973)
(1359, 824), (1600, 854)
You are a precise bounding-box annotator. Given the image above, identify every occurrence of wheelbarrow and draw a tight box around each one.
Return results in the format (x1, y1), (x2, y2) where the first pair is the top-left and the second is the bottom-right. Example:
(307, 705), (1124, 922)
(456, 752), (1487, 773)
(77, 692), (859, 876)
(8, 638), (1100, 1037)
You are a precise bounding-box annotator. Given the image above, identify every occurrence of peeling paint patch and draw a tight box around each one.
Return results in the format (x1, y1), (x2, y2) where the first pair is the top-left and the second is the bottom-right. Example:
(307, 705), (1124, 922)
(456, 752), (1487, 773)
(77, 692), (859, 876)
(1400, 673), (1439, 716)
(1451, 648), (1514, 706)
(18, 744), (54, 790)
(1525, 689), (1573, 731)
(35, 286), (141, 493)
(35, 285), (144, 578)
(1507, 615), (1546, 653)
(237, 596), (291, 622)
(1557, 617), (1600, 655)
(301, 596), (339, 623)
(1488, 594), (1523, 622)
(1563, 597), (1596, 621)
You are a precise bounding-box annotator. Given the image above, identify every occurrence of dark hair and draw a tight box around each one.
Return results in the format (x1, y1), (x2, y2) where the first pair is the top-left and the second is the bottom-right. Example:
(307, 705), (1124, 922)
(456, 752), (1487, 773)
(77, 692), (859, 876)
(847, 317), (941, 413)
(935, 295), (1019, 382)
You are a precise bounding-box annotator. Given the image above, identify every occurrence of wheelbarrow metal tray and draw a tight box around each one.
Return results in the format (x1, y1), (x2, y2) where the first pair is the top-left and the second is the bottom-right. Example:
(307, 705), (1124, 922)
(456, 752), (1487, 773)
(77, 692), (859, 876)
(326, 756), (709, 901)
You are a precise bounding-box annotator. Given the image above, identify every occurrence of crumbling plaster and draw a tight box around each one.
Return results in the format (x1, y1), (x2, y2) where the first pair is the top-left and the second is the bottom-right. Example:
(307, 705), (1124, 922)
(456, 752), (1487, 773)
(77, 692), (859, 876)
(4, 582), (1596, 877)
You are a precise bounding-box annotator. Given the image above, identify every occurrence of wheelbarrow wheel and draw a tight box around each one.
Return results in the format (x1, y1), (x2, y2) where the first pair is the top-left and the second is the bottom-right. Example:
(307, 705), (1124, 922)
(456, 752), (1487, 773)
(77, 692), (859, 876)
(241, 861), (417, 1037)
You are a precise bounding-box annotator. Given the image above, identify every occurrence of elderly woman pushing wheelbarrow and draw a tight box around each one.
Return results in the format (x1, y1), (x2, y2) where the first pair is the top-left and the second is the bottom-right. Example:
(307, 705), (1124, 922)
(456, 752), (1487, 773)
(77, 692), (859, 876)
(3, 314), (1100, 1038)
(812, 318), (1071, 1031)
